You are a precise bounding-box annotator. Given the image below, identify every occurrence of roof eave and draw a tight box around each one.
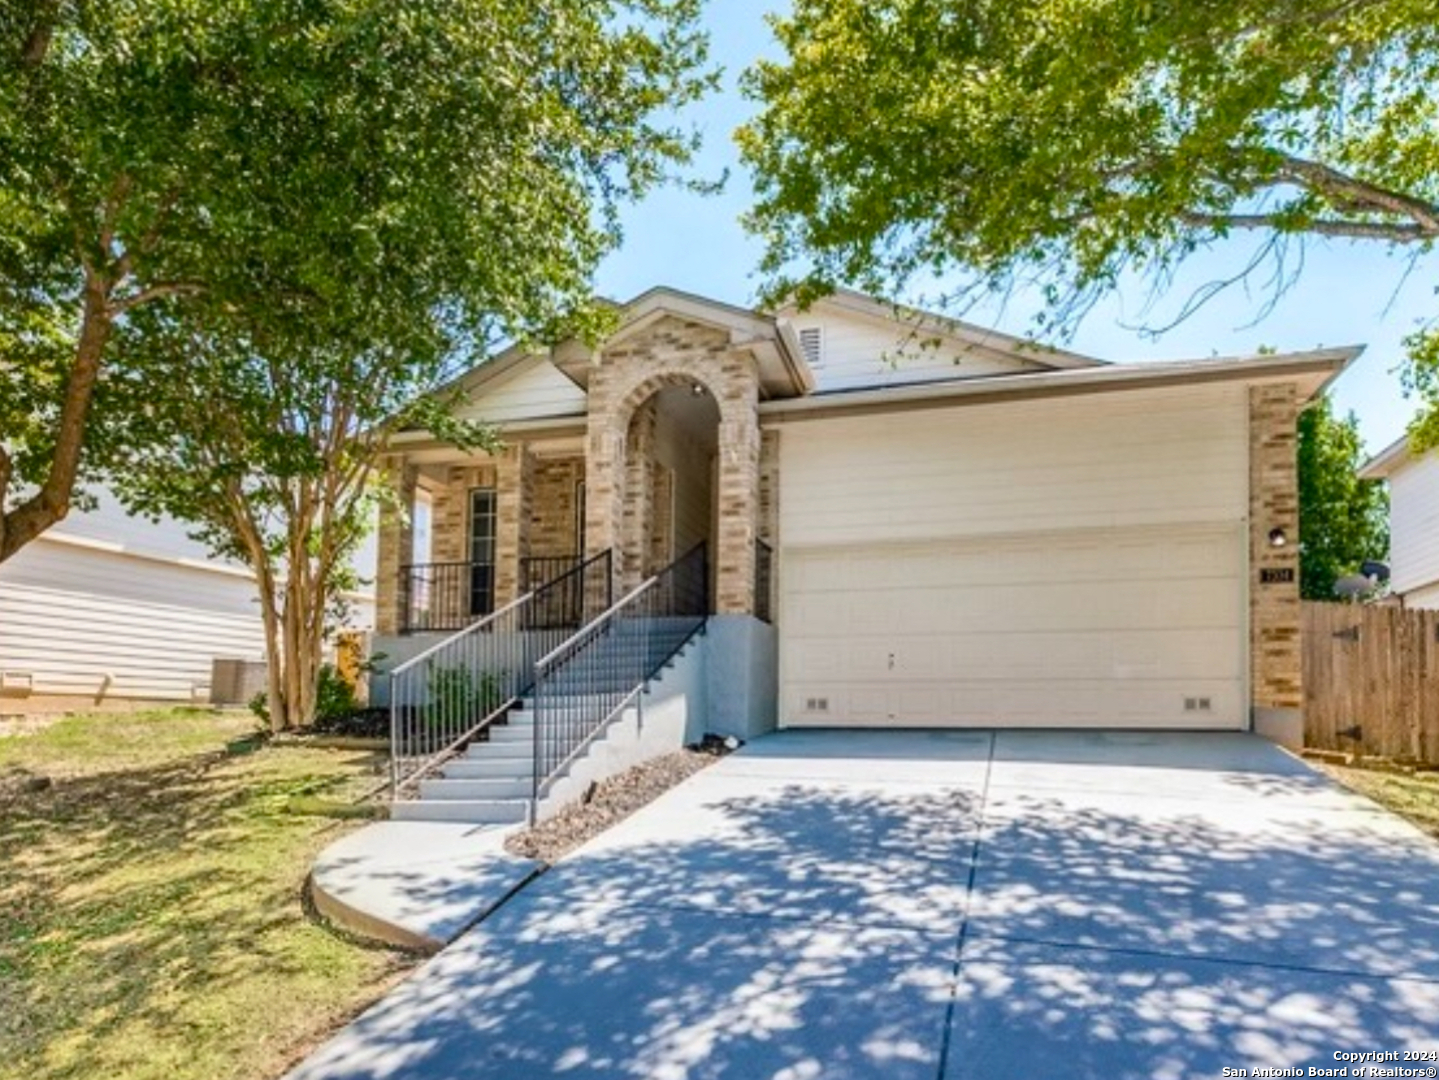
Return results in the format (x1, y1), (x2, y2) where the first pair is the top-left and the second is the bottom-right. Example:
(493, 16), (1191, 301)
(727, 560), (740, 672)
(759, 346), (1364, 423)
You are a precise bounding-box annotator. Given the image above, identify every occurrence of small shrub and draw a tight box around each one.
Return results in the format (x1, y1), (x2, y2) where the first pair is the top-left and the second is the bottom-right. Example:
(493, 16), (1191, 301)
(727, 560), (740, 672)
(247, 663), (357, 727)
(248, 691), (270, 724)
(424, 664), (503, 727)
(315, 663), (359, 723)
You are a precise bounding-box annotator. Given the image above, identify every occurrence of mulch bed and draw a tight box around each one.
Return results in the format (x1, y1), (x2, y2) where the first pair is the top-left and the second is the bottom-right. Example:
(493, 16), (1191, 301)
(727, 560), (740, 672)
(506, 737), (734, 864)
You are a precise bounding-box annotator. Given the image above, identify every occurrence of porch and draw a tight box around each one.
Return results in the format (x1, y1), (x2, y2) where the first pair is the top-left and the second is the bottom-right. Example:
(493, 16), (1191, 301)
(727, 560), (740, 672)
(374, 378), (777, 638)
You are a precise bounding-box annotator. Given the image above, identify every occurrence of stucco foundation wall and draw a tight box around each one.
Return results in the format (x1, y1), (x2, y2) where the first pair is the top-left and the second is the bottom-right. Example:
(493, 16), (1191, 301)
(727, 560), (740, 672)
(704, 615), (778, 741)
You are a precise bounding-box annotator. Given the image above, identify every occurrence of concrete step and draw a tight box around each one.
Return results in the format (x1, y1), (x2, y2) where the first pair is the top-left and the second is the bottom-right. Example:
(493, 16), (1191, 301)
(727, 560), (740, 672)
(484, 724), (533, 744)
(461, 742), (531, 761)
(391, 798), (528, 825)
(419, 777), (531, 800)
(441, 757), (534, 780)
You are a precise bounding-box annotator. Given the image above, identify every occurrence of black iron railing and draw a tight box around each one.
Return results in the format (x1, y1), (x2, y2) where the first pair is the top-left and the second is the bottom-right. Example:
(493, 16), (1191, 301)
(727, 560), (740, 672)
(521, 554), (582, 591)
(531, 543), (708, 807)
(520, 554), (585, 629)
(399, 560), (493, 633)
(388, 550), (612, 797)
(755, 537), (774, 624)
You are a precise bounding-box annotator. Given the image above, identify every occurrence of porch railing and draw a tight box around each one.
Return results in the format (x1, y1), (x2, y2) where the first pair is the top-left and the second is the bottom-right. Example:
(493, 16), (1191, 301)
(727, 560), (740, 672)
(520, 554), (585, 629)
(388, 549), (612, 796)
(399, 560), (488, 633)
(754, 537), (774, 624)
(521, 554), (582, 592)
(531, 543), (708, 807)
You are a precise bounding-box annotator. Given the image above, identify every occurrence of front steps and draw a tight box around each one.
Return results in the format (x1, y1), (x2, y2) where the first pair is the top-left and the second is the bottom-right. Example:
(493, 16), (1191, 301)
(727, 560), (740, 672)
(391, 631), (702, 824)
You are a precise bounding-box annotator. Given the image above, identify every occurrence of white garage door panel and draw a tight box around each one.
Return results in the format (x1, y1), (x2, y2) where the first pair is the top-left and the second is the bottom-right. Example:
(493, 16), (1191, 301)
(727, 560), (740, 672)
(781, 528), (1245, 730)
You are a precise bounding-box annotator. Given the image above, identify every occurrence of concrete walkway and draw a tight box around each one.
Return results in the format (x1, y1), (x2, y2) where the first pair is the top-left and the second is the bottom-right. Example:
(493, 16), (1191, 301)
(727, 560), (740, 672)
(289, 730), (1439, 1078)
(310, 822), (541, 951)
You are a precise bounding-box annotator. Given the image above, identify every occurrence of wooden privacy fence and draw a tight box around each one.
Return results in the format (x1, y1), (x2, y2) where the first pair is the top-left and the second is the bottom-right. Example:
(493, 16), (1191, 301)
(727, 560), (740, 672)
(1303, 602), (1439, 762)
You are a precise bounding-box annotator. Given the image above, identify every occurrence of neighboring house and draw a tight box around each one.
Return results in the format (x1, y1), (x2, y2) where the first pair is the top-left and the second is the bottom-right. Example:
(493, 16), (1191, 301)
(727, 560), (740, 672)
(0, 490), (377, 708)
(1360, 437), (1439, 609)
(374, 286), (1357, 753)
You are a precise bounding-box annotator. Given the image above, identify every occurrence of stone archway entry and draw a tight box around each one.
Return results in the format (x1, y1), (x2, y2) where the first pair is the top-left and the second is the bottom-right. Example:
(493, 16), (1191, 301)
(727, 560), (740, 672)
(583, 316), (762, 617)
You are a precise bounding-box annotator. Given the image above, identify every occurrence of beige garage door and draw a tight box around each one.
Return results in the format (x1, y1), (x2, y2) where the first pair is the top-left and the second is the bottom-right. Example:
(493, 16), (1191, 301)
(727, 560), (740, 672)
(780, 525), (1246, 730)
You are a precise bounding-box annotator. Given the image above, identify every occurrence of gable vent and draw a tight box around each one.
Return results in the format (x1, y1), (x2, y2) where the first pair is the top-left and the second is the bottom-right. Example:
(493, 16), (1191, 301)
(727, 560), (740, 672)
(797, 326), (823, 366)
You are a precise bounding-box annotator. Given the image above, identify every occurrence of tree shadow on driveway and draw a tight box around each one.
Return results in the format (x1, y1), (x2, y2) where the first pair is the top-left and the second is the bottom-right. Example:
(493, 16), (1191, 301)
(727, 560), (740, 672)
(286, 736), (1439, 1080)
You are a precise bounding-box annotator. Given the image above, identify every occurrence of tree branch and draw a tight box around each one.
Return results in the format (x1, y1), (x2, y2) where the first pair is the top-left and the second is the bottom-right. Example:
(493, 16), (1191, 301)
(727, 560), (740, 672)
(20, 0), (60, 66)
(1180, 210), (1431, 242)
(110, 281), (205, 312)
(1272, 155), (1439, 238)
(0, 271), (111, 562)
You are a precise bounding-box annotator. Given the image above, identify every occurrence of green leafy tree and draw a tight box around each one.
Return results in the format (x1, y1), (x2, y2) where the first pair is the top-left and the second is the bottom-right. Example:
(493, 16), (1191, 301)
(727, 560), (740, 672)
(3, 0), (713, 728)
(0, 0), (713, 563)
(1297, 397), (1389, 600)
(739, 0), (1439, 441)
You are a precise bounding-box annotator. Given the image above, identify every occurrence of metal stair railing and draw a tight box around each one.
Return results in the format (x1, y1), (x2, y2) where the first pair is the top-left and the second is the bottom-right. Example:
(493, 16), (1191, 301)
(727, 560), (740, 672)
(530, 543), (709, 810)
(388, 549), (612, 797)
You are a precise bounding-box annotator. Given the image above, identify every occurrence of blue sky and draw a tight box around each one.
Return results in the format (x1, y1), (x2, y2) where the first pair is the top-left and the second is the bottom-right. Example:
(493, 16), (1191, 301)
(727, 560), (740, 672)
(594, 0), (1436, 454)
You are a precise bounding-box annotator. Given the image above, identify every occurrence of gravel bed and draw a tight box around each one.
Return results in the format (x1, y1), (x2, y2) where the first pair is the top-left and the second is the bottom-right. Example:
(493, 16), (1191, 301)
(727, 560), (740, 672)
(506, 742), (731, 864)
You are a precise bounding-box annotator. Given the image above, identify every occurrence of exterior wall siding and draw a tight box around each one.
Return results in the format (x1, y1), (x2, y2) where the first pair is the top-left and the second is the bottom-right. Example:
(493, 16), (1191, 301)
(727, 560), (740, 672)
(786, 304), (1046, 392)
(452, 355), (587, 423)
(0, 539), (267, 701)
(778, 383), (1249, 547)
(1389, 450), (1439, 599)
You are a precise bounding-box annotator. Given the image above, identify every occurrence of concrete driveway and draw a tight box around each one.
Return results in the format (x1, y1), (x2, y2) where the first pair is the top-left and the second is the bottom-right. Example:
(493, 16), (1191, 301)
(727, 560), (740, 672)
(288, 731), (1439, 1079)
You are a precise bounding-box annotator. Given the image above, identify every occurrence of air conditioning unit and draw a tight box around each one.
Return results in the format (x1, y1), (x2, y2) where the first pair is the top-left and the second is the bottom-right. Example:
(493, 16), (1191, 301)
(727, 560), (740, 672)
(209, 659), (268, 706)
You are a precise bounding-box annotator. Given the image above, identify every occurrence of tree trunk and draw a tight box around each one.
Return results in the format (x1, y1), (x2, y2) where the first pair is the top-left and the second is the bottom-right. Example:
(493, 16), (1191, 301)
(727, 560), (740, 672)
(0, 276), (111, 563)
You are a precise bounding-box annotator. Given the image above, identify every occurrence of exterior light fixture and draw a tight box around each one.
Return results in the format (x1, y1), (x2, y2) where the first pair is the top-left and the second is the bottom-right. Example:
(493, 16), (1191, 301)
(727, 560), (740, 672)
(691, 382), (705, 396)
(1268, 527), (1288, 548)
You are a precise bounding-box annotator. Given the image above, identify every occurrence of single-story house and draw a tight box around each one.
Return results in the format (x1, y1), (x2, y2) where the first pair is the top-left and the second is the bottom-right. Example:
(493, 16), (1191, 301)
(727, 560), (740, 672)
(1360, 436), (1439, 609)
(0, 488), (376, 710)
(374, 285), (1358, 788)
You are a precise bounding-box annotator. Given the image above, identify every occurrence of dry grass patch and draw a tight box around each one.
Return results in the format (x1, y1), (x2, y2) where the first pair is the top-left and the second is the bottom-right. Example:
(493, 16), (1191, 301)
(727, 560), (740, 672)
(0, 709), (418, 1080)
(1317, 761), (1439, 841)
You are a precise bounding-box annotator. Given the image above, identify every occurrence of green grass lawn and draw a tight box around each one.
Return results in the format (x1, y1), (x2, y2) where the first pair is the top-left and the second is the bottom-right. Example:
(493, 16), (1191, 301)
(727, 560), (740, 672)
(1319, 762), (1439, 840)
(0, 709), (416, 1080)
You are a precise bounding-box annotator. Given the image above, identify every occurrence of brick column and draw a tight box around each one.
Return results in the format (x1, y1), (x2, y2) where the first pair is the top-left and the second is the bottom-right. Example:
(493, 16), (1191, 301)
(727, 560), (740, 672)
(494, 444), (534, 607)
(714, 403), (760, 616)
(375, 457), (417, 635)
(758, 429), (780, 545)
(1250, 383), (1302, 741)
(620, 399), (658, 592)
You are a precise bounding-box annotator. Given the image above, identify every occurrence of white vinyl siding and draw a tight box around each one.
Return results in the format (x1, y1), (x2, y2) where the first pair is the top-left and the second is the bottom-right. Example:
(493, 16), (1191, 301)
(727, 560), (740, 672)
(1403, 581), (1439, 610)
(454, 356), (587, 424)
(789, 306), (1048, 392)
(781, 384), (1249, 547)
(0, 490), (376, 701)
(46, 489), (249, 569)
(777, 383), (1250, 730)
(0, 540), (267, 700)
(1388, 451), (1439, 600)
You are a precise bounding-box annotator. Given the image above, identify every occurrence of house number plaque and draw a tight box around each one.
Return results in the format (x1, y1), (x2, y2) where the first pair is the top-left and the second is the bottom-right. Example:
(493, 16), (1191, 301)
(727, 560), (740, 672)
(1259, 567), (1296, 584)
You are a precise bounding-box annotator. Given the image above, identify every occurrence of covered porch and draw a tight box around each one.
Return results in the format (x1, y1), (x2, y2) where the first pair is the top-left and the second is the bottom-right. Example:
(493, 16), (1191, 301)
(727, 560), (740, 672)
(374, 378), (776, 639)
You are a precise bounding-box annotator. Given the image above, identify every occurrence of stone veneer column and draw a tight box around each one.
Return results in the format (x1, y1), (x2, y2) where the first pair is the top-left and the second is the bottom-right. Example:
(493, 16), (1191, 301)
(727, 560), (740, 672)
(494, 444), (534, 607)
(1249, 383), (1303, 740)
(758, 429), (780, 545)
(375, 457), (417, 635)
(620, 399), (658, 593)
(714, 403), (760, 615)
